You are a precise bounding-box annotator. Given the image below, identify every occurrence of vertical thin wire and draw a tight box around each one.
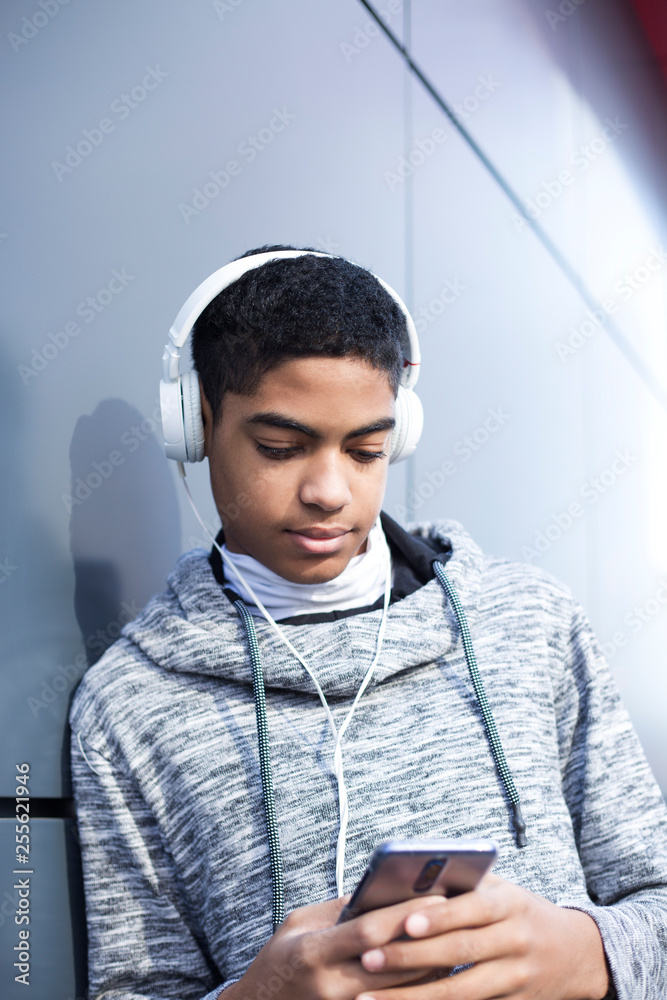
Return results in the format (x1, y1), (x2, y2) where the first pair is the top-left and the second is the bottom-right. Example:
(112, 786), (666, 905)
(403, 0), (416, 519)
(179, 465), (396, 896)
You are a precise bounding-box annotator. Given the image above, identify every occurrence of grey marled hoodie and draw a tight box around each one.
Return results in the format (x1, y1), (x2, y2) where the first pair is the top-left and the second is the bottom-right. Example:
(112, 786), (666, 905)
(69, 516), (667, 1000)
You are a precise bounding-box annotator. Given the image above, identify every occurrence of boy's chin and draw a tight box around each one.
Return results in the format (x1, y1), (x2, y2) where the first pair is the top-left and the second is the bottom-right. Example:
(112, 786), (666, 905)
(272, 551), (353, 585)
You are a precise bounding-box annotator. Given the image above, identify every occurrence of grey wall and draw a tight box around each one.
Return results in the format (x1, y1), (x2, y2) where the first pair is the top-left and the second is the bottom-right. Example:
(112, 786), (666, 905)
(1, 1), (666, 995)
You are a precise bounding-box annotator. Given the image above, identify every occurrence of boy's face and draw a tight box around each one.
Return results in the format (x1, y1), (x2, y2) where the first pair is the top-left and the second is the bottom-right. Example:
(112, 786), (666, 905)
(200, 355), (396, 584)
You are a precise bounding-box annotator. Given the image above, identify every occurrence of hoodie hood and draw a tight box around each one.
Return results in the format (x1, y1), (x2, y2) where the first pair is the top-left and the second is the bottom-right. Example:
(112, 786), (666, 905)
(120, 518), (485, 699)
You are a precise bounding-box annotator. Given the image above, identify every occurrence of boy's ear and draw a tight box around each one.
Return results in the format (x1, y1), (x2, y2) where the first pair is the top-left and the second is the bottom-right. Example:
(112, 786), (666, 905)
(199, 379), (213, 458)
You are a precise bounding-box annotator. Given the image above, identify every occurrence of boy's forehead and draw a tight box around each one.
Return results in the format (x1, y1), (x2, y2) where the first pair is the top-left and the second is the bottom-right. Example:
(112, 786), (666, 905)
(238, 354), (395, 403)
(223, 355), (396, 432)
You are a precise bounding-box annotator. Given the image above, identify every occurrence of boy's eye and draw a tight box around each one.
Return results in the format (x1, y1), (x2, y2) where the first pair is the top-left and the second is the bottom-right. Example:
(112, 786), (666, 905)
(352, 450), (387, 462)
(255, 444), (301, 459)
(255, 444), (386, 463)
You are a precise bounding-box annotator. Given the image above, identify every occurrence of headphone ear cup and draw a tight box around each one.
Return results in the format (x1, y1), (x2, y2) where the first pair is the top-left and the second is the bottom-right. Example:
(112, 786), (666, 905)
(389, 386), (424, 464)
(181, 371), (205, 462)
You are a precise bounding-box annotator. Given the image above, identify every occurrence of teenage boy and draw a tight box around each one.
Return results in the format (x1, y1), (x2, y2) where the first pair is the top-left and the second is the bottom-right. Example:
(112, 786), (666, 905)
(70, 246), (667, 1000)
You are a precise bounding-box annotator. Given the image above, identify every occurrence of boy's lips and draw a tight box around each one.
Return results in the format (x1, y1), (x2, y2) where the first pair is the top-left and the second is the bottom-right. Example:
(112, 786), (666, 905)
(285, 527), (351, 554)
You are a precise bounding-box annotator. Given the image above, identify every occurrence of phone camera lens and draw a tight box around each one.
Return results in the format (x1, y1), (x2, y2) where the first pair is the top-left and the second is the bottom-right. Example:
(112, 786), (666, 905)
(412, 857), (446, 893)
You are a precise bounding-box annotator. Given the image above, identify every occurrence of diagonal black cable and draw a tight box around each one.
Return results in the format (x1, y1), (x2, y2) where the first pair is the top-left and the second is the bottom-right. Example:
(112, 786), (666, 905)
(358, 0), (667, 414)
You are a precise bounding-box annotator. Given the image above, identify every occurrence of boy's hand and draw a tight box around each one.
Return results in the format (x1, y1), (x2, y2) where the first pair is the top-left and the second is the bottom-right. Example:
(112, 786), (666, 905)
(356, 873), (611, 1000)
(223, 874), (611, 1000)
(223, 893), (446, 1000)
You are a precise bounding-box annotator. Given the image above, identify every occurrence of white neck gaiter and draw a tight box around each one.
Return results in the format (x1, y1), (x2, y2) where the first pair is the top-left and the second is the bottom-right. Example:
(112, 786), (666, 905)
(221, 517), (393, 620)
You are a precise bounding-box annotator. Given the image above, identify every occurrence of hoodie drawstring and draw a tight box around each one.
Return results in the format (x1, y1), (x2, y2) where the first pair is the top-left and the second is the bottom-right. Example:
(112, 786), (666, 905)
(234, 557), (527, 933)
(234, 598), (285, 932)
(432, 560), (527, 849)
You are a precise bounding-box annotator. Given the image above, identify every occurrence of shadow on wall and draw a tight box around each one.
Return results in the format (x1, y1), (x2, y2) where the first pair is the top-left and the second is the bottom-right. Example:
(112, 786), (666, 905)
(68, 398), (181, 665)
(0, 339), (82, 792)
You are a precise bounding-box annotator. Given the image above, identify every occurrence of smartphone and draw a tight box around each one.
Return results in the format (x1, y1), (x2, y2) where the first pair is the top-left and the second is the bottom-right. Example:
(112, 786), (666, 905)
(337, 839), (498, 923)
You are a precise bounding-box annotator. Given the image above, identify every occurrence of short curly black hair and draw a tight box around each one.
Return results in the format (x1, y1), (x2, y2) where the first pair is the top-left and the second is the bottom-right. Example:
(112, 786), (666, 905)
(191, 244), (406, 426)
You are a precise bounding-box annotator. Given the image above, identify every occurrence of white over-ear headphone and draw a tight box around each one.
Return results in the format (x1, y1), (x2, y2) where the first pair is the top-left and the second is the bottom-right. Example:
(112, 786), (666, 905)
(160, 250), (423, 464)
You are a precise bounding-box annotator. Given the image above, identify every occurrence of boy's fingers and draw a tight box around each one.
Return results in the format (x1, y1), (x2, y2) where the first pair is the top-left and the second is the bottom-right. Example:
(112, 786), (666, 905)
(356, 955), (517, 1000)
(310, 895), (447, 963)
(402, 882), (510, 938)
(288, 881), (511, 971)
(362, 920), (513, 973)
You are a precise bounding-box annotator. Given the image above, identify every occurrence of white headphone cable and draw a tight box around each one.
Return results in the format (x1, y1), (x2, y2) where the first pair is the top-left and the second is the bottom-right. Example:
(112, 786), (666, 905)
(178, 461), (391, 896)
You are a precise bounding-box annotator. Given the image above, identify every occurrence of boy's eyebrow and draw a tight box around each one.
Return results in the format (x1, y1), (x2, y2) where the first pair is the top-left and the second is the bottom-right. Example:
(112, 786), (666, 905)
(244, 411), (396, 440)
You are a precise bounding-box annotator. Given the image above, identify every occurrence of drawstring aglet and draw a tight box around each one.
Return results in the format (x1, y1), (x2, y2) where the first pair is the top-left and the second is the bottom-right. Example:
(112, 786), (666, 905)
(512, 803), (527, 848)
